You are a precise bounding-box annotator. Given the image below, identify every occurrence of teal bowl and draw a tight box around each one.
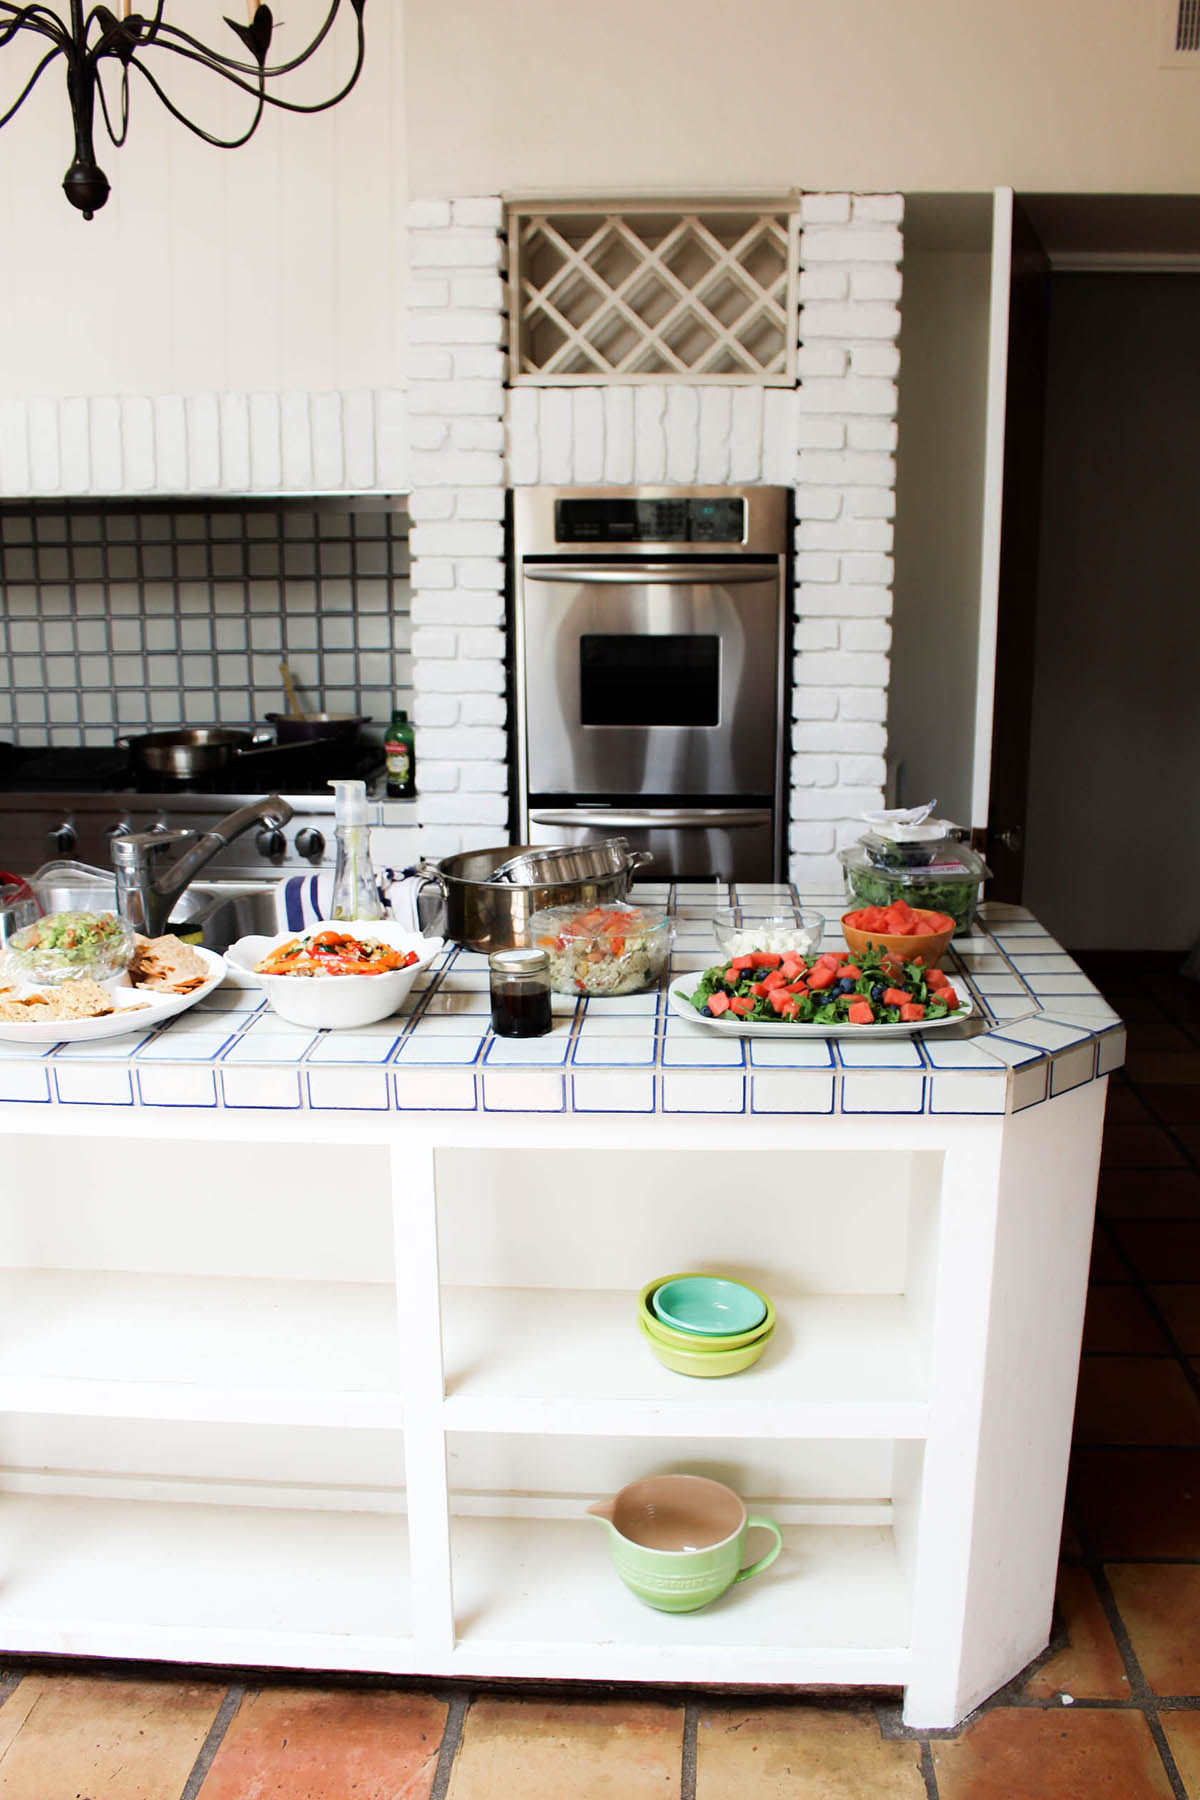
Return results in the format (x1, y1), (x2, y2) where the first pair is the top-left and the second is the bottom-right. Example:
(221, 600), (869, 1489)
(651, 1275), (767, 1337)
(637, 1275), (776, 1352)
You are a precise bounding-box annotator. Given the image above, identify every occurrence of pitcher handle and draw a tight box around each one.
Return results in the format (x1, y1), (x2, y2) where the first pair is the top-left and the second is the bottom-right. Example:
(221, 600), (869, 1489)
(733, 1516), (783, 1584)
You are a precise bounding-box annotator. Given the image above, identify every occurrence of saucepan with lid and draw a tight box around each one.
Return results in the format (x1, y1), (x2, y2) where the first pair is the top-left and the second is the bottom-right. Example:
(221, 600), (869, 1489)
(418, 842), (653, 954)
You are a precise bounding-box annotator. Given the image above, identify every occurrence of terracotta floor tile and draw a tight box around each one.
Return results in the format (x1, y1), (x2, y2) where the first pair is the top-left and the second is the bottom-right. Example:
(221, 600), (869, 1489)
(445, 1697), (682, 1800)
(197, 1687), (446, 1800)
(1082, 1287), (1170, 1353)
(1101, 1125), (1187, 1170)
(1161, 1712), (1200, 1796)
(1098, 1169), (1200, 1220)
(1150, 1285), (1200, 1351)
(1125, 1047), (1200, 1082)
(932, 1708), (1174, 1800)
(1022, 1565), (1130, 1699)
(1137, 1077), (1200, 1117)
(0, 1673), (224, 1800)
(1124, 1022), (1199, 1057)
(1073, 1356), (1200, 1445)
(1068, 1448), (1200, 1557)
(1173, 1123), (1200, 1162)
(695, 1705), (924, 1799)
(1104, 1081), (1153, 1124)
(1113, 1219), (1200, 1283)
(1090, 1231), (1133, 1283)
(1106, 1564), (1200, 1695)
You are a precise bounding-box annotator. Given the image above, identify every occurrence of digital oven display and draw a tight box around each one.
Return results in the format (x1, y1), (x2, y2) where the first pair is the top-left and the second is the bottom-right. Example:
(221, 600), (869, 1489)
(555, 498), (745, 544)
(579, 634), (720, 728)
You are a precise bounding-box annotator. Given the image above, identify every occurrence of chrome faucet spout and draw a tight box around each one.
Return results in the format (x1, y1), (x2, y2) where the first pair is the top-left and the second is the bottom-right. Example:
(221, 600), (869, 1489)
(111, 794), (295, 937)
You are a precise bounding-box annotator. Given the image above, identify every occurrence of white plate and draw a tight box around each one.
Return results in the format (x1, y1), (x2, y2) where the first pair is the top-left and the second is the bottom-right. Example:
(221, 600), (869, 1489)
(667, 973), (975, 1039)
(0, 947), (227, 1045)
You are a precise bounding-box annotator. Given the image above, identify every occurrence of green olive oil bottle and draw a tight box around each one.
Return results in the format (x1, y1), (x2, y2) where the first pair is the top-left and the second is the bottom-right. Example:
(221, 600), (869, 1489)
(384, 708), (416, 799)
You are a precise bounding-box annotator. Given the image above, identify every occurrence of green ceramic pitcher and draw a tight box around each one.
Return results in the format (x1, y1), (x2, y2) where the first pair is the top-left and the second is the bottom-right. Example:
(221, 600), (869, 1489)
(588, 1473), (783, 1613)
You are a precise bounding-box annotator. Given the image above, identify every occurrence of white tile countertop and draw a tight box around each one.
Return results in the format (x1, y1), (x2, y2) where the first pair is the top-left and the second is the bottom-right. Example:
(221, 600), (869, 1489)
(0, 890), (1124, 1117)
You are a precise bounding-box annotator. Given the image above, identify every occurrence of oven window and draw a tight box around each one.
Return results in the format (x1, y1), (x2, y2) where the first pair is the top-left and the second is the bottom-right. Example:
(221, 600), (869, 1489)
(579, 634), (720, 727)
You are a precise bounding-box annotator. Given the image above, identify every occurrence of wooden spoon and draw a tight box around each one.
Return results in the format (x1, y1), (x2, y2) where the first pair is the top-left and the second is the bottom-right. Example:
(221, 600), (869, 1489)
(279, 661), (302, 719)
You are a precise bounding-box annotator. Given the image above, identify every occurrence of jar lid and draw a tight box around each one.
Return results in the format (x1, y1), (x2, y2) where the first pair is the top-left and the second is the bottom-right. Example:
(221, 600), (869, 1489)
(490, 947), (550, 976)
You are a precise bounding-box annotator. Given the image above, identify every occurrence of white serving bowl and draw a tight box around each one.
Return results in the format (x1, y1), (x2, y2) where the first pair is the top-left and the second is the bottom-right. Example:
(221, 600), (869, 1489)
(226, 921), (443, 1030)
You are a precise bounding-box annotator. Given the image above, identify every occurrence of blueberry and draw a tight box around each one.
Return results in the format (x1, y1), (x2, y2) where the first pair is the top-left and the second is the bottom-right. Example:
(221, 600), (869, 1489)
(701, 1003), (713, 1016)
(835, 977), (855, 995)
(870, 983), (884, 1003)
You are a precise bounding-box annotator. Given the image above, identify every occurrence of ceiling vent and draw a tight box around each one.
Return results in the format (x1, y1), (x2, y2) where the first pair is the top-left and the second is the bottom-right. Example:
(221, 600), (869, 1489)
(1160, 0), (1200, 65)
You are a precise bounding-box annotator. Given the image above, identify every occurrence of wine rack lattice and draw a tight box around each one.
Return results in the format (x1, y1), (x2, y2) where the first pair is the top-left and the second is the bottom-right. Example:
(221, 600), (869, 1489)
(508, 205), (798, 386)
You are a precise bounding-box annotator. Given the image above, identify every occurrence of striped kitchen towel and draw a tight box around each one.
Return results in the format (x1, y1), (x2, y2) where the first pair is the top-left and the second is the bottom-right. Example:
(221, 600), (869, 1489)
(274, 869), (425, 933)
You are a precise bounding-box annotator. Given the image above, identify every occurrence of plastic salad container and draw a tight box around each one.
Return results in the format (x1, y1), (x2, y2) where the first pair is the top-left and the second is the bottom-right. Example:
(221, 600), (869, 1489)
(529, 902), (673, 996)
(7, 908), (135, 984)
(838, 805), (991, 936)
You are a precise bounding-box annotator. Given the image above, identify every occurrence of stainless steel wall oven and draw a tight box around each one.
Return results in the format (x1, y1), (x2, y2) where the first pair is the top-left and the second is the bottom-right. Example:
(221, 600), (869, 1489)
(512, 485), (790, 881)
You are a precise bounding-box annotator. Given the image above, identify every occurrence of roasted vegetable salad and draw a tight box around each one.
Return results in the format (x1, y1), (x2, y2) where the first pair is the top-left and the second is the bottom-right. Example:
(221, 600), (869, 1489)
(686, 945), (965, 1026)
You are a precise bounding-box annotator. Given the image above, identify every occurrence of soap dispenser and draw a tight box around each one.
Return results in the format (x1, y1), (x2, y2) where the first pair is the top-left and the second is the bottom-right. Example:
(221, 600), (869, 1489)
(328, 779), (384, 922)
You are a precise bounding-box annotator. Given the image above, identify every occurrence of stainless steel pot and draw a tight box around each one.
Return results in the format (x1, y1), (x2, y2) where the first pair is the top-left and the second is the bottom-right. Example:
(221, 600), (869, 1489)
(119, 727), (274, 781)
(488, 837), (651, 887)
(420, 844), (647, 953)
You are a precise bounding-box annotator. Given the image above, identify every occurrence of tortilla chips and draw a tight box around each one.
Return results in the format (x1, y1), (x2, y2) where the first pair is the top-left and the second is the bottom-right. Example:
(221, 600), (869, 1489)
(0, 976), (146, 1023)
(128, 933), (210, 994)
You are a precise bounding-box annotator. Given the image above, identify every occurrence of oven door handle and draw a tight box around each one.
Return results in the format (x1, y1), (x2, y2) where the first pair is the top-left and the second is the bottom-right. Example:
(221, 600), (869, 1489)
(530, 807), (773, 830)
(522, 563), (773, 585)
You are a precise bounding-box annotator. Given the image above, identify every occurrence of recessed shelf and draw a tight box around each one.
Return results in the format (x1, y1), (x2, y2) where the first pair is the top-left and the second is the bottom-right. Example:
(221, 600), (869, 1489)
(440, 1287), (929, 1439)
(0, 1492), (413, 1670)
(448, 1513), (909, 1685)
(0, 1271), (403, 1427)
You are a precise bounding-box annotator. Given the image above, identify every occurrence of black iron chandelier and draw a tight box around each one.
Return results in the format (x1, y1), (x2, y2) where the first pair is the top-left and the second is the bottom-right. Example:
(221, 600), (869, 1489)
(0, 0), (367, 219)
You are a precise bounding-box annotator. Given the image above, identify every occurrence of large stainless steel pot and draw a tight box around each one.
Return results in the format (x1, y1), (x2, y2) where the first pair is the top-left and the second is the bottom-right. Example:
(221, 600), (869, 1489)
(420, 844), (647, 953)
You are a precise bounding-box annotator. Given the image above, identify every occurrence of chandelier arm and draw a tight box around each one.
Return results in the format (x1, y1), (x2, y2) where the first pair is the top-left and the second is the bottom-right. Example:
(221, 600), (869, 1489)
(127, 18), (363, 118)
(94, 51), (130, 146)
(0, 5), (69, 50)
(0, 41), (60, 127)
(124, 51), (267, 149)
(145, 1), (347, 81)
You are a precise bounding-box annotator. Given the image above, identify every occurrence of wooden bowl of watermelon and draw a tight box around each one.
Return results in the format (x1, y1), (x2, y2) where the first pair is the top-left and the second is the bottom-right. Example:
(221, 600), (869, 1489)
(840, 900), (956, 970)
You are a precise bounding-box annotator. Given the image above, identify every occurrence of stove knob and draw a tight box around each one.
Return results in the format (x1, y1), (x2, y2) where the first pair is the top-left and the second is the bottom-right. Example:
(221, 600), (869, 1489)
(47, 822), (76, 854)
(295, 828), (326, 861)
(105, 821), (132, 843)
(256, 827), (287, 859)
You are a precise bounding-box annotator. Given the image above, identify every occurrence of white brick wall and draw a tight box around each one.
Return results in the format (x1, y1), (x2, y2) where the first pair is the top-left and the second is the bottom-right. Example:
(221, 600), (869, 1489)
(410, 191), (903, 882)
(0, 390), (406, 496)
(789, 193), (902, 888)
(405, 198), (510, 854)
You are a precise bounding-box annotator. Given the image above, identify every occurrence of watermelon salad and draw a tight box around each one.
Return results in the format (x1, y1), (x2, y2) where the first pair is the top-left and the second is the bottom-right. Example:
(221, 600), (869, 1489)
(686, 945), (965, 1027)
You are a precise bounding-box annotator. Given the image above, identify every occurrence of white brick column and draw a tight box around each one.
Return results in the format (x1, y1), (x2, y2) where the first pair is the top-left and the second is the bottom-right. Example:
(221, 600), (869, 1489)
(406, 197), (509, 857)
(790, 193), (903, 889)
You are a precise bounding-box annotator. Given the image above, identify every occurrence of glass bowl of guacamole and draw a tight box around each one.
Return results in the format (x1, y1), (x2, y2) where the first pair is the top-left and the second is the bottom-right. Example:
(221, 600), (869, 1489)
(7, 910), (135, 985)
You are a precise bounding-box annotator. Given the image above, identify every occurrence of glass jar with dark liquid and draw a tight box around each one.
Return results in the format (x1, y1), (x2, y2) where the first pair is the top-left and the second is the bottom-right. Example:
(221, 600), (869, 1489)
(489, 947), (553, 1038)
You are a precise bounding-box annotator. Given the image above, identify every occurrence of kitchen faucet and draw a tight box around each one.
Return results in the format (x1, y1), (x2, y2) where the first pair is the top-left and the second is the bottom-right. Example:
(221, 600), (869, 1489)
(110, 795), (295, 938)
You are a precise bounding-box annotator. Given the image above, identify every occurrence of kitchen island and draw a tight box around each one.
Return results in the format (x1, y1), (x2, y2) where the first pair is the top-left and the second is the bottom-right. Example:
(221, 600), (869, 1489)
(0, 885), (1121, 1729)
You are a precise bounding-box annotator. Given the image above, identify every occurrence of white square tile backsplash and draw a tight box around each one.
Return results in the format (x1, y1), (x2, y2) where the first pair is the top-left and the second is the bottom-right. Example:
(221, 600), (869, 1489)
(0, 501), (411, 746)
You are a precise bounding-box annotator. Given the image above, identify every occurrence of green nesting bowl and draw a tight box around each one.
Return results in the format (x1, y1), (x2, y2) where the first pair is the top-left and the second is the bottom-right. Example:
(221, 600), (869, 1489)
(638, 1315), (774, 1378)
(637, 1274), (776, 1352)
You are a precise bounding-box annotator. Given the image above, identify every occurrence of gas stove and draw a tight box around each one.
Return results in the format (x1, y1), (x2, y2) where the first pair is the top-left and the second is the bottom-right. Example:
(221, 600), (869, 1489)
(0, 740), (386, 878)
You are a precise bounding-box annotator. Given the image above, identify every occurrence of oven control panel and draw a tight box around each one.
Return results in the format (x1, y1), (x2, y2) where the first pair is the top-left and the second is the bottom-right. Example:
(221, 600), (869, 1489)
(554, 496), (746, 545)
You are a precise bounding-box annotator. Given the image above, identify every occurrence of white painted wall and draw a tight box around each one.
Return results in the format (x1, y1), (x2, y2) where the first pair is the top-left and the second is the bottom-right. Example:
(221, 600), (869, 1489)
(0, 1), (404, 399)
(890, 242), (993, 826)
(406, 0), (1200, 198)
(1023, 273), (1200, 950)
